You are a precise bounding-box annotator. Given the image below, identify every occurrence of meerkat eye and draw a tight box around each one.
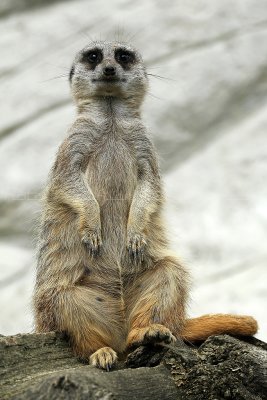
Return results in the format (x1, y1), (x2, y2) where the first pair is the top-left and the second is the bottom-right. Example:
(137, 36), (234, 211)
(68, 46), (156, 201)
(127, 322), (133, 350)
(115, 49), (135, 65)
(84, 49), (103, 64)
(88, 52), (98, 63)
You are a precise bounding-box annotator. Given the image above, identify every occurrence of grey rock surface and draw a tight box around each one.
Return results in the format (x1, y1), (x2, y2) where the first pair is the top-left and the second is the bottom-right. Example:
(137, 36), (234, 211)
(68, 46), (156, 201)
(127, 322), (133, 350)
(0, 0), (266, 340)
(1, 332), (266, 399)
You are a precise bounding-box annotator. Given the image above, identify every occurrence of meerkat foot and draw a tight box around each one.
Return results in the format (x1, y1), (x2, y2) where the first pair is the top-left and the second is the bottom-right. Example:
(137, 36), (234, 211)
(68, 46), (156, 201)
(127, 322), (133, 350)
(127, 232), (147, 262)
(81, 229), (102, 257)
(89, 347), (118, 371)
(127, 324), (176, 349)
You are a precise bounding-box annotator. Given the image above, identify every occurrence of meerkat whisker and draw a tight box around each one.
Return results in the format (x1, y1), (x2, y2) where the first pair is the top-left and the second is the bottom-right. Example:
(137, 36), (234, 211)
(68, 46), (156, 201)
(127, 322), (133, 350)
(146, 72), (175, 81)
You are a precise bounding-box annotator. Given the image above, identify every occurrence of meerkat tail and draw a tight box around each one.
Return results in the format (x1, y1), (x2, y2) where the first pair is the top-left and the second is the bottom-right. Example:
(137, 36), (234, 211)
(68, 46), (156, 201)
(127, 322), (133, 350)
(181, 314), (258, 342)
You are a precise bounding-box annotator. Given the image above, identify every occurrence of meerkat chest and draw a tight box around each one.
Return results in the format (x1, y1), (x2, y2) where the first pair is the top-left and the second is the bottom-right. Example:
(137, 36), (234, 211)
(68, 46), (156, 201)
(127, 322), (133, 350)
(85, 133), (138, 202)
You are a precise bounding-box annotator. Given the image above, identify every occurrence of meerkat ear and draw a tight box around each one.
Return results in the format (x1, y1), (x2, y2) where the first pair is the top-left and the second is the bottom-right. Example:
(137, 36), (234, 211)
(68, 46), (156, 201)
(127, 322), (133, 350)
(69, 65), (75, 83)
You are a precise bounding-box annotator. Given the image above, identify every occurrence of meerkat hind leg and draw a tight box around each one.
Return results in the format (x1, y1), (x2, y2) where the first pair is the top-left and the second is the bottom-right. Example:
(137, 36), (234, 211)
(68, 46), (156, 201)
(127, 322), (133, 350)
(125, 255), (188, 349)
(51, 279), (125, 367)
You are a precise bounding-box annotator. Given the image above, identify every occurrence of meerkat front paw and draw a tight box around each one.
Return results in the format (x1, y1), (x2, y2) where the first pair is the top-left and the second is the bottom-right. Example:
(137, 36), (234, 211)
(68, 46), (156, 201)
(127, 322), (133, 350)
(81, 228), (102, 256)
(89, 347), (118, 371)
(127, 230), (147, 262)
(127, 324), (176, 349)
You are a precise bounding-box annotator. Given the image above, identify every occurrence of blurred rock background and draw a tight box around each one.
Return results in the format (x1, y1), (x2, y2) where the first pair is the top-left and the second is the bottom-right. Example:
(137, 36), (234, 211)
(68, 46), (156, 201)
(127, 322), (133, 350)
(0, 0), (266, 340)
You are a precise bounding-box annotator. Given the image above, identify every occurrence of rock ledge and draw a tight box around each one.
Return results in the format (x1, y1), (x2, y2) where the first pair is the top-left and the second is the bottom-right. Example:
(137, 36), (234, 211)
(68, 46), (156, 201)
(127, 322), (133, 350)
(1, 333), (266, 399)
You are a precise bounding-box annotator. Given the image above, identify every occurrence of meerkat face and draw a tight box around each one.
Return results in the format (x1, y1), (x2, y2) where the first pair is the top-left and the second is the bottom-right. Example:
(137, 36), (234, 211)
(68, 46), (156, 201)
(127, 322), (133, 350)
(70, 41), (148, 106)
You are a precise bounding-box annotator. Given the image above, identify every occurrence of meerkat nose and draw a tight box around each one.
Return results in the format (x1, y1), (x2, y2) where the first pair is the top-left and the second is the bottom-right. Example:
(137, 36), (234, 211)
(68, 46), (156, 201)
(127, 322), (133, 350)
(104, 66), (116, 76)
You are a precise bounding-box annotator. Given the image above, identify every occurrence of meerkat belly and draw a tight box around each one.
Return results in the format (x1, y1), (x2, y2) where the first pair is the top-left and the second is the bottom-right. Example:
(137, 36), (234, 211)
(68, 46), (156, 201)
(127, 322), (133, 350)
(85, 138), (137, 252)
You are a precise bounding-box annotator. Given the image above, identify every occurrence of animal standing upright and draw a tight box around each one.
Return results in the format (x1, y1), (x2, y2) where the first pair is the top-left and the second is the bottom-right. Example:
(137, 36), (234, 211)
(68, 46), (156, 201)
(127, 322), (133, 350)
(33, 41), (257, 370)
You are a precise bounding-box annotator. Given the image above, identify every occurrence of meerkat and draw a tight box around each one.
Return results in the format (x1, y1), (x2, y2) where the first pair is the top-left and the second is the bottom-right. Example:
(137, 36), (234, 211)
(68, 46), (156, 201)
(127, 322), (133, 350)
(33, 41), (257, 370)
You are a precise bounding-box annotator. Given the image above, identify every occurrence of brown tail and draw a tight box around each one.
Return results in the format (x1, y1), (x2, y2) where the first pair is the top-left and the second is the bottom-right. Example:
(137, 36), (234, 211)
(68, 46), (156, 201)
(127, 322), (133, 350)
(181, 314), (258, 342)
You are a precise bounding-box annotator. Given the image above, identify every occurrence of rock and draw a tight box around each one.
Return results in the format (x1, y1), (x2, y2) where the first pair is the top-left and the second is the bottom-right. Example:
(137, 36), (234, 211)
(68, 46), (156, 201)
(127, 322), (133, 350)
(0, 332), (266, 399)
(0, 0), (266, 341)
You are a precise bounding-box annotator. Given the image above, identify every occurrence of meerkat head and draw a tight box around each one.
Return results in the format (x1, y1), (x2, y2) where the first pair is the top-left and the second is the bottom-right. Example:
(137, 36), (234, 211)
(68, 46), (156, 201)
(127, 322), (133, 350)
(69, 41), (148, 108)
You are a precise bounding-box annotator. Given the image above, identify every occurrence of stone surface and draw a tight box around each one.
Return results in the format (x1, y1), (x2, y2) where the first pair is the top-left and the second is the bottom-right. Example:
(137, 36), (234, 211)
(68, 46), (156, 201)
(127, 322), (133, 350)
(0, 0), (266, 339)
(1, 332), (266, 399)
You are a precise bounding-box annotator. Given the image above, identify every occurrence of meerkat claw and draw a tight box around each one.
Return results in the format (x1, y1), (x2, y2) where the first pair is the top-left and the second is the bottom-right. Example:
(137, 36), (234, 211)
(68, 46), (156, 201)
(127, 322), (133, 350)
(82, 231), (102, 257)
(89, 347), (118, 371)
(127, 233), (146, 263)
(127, 324), (177, 349)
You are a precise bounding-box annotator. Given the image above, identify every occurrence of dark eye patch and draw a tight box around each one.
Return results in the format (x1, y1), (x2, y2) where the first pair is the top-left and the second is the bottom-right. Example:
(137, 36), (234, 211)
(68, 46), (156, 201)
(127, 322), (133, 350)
(115, 48), (136, 67)
(82, 48), (103, 66)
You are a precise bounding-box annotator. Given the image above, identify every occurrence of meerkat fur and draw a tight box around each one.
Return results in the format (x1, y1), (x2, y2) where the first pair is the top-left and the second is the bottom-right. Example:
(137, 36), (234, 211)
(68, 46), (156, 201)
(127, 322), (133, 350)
(33, 41), (257, 370)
